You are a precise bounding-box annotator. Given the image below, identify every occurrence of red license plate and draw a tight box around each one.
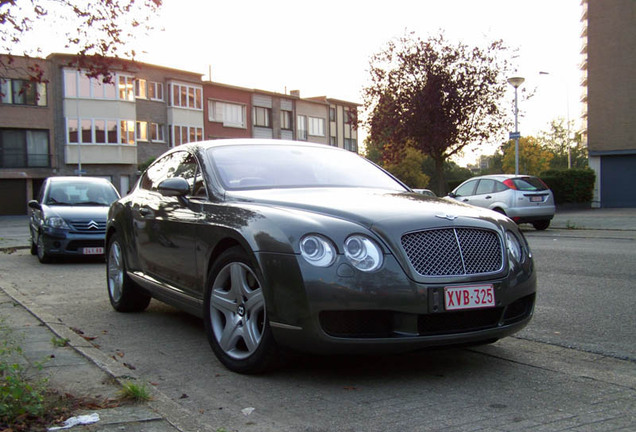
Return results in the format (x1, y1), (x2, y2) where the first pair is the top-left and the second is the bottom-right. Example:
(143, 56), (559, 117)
(444, 285), (495, 311)
(82, 247), (104, 255)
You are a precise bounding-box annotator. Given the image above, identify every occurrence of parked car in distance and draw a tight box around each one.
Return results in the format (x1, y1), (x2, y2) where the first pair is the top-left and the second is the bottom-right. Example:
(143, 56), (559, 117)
(448, 174), (555, 230)
(28, 176), (121, 263)
(413, 188), (436, 197)
(106, 139), (536, 373)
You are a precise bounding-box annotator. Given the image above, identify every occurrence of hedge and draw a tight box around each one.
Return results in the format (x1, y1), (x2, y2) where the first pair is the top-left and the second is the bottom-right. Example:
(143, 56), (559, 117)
(539, 168), (596, 205)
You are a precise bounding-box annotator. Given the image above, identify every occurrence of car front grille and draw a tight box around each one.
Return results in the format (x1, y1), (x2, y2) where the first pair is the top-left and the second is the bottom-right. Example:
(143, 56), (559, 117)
(401, 228), (503, 277)
(69, 219), (107, 233)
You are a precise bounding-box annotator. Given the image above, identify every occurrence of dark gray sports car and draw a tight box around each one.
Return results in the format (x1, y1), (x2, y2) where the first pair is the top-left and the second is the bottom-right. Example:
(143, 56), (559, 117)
(106, 139), (536, 373)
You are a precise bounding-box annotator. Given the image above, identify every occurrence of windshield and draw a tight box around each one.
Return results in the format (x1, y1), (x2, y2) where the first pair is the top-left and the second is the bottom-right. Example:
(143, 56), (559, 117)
(45, 181), (120, 206)
(207, 145), (407, 192)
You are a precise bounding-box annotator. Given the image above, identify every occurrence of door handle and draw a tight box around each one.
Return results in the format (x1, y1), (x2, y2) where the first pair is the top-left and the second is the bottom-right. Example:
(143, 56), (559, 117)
(486, 195), (492, 199)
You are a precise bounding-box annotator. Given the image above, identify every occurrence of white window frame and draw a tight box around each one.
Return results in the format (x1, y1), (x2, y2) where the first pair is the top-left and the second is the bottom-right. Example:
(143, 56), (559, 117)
(308, 116), (325, 137)
(209, 100), (246, 128)
(135, 79), (147, 99)
(136, 121), (148, 141)
(148, 81), (164, 101)
(170, 82), (202, 109)
(297, 115), (307, 141)
(150, 123), (165, 142)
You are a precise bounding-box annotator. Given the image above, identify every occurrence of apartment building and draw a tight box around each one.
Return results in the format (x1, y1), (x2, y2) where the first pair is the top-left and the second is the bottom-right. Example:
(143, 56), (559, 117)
(582, 0), (636, 207)
(0, 55), (54, 215)
(0, 55), (359, 215)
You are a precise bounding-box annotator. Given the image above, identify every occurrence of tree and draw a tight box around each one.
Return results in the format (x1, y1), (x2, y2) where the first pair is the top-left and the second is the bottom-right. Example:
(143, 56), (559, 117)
(363, 32), (513, 195)
(1, 0), (163, 82)
(383, 146), (430, 188)
(501, 136), (553, 175)
(539, 118), (588, 170)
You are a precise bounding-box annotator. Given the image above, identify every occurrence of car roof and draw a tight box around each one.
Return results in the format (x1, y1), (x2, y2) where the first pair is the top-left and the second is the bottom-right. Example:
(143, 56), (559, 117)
(46, 176), (112, 184)
(466, 174), (537, 181)
(174, 138), (348, 154)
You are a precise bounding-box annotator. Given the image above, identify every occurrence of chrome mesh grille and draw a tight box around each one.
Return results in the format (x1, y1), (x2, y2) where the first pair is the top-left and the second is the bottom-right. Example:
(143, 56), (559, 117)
(401, 228), (503, 276)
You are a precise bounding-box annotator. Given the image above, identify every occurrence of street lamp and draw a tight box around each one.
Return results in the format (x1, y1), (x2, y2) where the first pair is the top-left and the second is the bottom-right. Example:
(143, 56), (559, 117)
(507, 76), (525, 175)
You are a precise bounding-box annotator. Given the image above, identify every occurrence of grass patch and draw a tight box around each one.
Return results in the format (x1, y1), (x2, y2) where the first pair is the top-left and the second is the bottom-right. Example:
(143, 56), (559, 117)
(51, 337), (69, 348)
(118, 380), (152, 403)
(0, 319), (116, 431)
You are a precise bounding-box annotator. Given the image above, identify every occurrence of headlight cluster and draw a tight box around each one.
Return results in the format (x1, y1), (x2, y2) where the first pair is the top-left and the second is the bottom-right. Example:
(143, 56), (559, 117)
(45, 215), (69, 229)
(505, 230), (530, 264)
(300, 234), (384, 272)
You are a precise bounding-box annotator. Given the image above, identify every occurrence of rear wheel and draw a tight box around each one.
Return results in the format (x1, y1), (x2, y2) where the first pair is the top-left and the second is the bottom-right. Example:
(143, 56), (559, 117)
(106, 233), (151, 312)
(532, 220), (550, 231)
(204, 246), (279, 373)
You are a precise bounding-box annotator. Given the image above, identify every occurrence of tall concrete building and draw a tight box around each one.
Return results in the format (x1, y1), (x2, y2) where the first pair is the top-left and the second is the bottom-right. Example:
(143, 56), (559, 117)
(582, 0), (636, 207)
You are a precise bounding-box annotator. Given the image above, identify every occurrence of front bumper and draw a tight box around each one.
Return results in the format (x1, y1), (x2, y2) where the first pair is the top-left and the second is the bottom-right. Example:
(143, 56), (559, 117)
(258, 252), (536, 355)
(39, 227), (106, 257)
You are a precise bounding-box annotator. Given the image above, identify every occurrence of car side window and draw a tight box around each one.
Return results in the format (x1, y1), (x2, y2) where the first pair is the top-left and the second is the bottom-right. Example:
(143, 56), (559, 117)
(454, 180), (477, 197)
(494, 181), (508, 192)
(475, 179), (496, 195)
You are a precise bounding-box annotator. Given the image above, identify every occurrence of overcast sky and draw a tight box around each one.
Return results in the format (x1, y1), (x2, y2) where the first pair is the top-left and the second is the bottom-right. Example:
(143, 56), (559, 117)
(26, 0), (585, 164)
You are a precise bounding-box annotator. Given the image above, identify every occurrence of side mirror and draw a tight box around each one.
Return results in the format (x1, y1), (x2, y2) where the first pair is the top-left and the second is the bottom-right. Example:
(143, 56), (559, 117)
(28, 200), (42, 210)
(447, 192), (457, 198)
(158, 177), (190, 197)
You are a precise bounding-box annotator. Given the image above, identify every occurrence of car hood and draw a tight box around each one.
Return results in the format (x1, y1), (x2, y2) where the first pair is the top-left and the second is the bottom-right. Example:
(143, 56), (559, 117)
(230, 188), (509, 235)
(43, 205), (110, 220)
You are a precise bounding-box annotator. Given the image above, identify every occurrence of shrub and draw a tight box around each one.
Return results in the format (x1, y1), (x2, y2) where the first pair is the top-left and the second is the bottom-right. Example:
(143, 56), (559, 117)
(540, 168), (595, 205)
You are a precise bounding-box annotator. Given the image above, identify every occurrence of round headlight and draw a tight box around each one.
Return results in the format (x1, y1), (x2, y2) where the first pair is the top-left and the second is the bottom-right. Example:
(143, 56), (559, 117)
(506, 231), (523, 263)
(344, 235), (383, 272)
(300, 235), (336, 267)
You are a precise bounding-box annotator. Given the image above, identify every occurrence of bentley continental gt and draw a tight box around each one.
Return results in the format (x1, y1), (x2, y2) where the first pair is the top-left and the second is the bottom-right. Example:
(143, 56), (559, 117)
(106, 139), (536, 373)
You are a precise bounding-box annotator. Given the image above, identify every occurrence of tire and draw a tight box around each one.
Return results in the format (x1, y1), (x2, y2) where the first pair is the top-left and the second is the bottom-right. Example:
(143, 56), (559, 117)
(36, 232), (51, 263)
(204, 246), (279, 374)
(106, 233), (151, 312)
(30, 233), (37, 256)
(532, 220), (550, 231)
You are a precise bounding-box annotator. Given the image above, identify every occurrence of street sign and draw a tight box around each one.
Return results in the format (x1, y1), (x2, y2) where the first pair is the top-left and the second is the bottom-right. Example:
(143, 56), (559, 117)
(509, 131), (521, 139)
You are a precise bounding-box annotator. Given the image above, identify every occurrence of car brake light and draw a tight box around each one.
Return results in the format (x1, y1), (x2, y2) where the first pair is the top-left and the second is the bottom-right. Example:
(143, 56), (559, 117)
(503, 179), (518, 190)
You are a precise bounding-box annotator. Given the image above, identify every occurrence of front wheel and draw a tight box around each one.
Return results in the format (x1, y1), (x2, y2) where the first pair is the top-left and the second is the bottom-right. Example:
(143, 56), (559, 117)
(204, 247), (279, 373)
(36, 232), (51, 263)
(106, 233), (151, 312)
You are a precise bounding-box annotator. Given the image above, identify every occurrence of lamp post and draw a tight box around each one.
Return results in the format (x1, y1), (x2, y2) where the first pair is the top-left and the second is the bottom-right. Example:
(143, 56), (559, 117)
(507, 76), (525, 175)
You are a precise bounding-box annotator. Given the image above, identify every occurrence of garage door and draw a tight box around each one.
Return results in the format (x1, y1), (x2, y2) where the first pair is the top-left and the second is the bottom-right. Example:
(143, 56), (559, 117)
(601, 155), (636, 208)
(0, 179), (27, 215)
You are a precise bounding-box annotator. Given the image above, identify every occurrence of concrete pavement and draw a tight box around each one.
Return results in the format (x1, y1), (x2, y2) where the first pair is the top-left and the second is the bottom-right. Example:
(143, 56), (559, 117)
(1, 208), (635, 431)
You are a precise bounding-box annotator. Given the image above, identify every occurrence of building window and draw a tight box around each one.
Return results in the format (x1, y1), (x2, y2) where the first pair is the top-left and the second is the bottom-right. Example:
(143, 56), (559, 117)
(150, 123), (165, 142)
(253, 106), (271, 128)
(120, 120), (135, 144)
(330, 136), (337, 146)
(309, 117), (325, 137)
(172, 125), (203, 147)
(135, 79), (147, 99)
(281, 110), (293, 130)
(345, 138), (358, 152)
(209, 100), (246, 128)
(0, 129), (49, 168)
(148, 81), (164, 101)
(329, 107), (336, 122)
(66, 118), (134, 145)
(63, 69), (123, 100)
(119, 75), (134, 101)
(297, 115), (307, 141)
(0, 78), (47, 106)
(170, 83), (202, 109)
(136, 121), (148, 141)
